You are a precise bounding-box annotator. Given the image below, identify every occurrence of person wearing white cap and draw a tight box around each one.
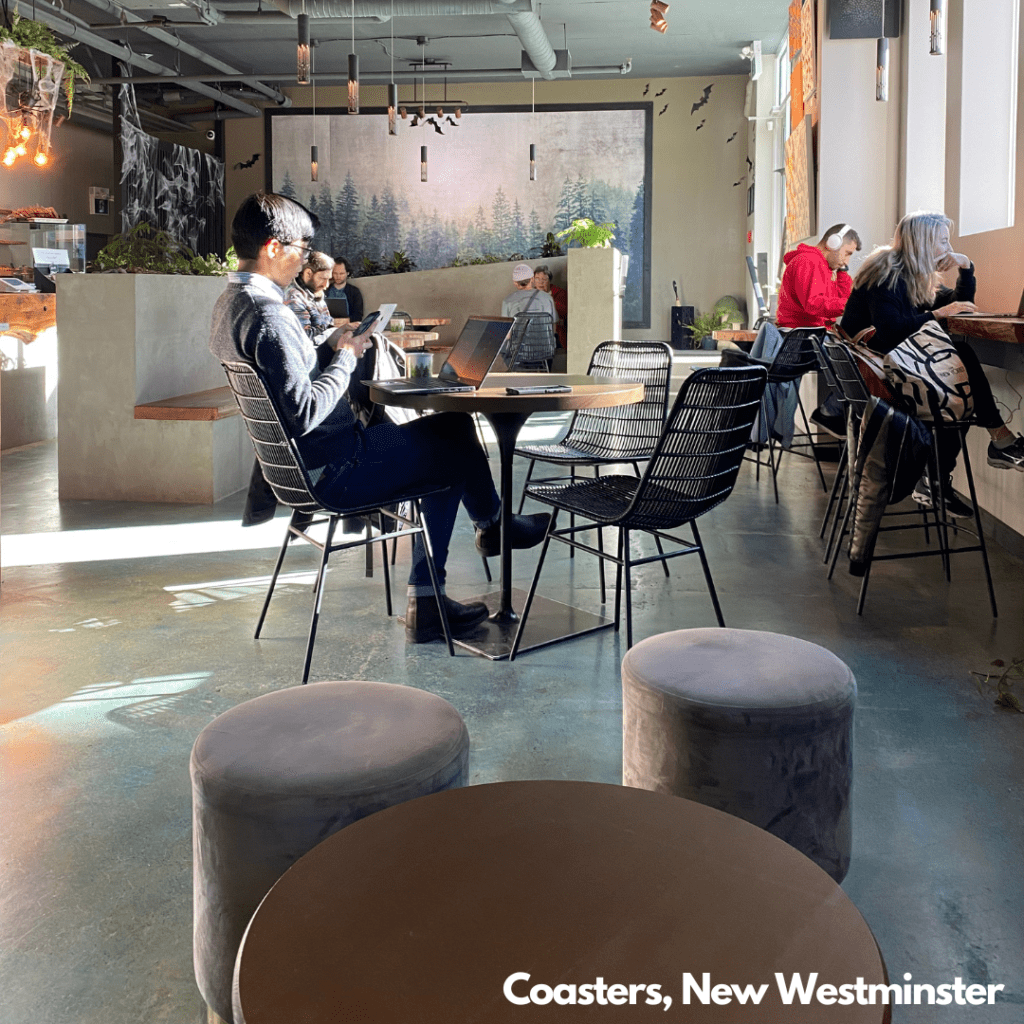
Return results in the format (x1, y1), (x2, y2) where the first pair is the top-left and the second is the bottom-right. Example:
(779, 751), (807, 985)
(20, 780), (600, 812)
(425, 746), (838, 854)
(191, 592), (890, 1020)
(501, 262), (557, 321)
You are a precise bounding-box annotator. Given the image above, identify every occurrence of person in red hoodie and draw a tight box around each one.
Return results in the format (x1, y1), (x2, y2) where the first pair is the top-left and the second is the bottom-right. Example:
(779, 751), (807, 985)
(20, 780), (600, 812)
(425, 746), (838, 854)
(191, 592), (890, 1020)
(776, 223), (862, 436)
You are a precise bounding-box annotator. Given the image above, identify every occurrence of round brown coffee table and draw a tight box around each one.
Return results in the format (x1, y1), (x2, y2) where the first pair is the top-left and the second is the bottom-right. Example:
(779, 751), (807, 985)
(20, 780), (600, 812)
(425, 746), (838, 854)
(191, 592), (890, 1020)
(234, 781), (890, 1023)
(370, 374), (643, 659)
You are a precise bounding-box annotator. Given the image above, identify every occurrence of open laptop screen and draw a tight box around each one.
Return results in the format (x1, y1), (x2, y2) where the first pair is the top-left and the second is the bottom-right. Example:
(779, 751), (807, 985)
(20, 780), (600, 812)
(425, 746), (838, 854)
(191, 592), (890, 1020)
(441, 316), (514, 386)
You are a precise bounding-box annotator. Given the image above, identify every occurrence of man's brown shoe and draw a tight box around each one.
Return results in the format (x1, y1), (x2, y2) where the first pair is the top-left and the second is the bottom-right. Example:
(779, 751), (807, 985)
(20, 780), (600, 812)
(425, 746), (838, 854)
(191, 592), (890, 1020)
(405, 595), (489, 643)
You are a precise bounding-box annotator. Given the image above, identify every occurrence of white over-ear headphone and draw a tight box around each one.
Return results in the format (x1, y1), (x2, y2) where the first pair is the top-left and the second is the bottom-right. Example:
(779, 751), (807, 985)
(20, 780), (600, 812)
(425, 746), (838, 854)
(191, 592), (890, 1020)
(826, 224), (853, 251)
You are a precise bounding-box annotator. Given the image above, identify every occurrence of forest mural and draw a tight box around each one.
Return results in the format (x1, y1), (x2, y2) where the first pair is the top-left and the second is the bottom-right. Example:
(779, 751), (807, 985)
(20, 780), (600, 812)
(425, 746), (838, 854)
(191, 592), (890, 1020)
(268, 104), (651, 326)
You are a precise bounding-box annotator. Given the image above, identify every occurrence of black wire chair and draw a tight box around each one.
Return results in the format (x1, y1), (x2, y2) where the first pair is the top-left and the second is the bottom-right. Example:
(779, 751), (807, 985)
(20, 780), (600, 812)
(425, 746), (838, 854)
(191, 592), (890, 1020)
(504, 311), (558, 370)
(221, 360), (455, 681)
(730, 327), (829, 501)
(514, 340), (674, 602)
(509, 365), (768, 656)
(820, 340), (997, 618)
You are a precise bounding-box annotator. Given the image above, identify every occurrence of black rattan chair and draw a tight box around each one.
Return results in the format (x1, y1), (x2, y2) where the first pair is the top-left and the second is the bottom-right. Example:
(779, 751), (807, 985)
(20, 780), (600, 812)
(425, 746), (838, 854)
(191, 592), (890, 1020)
(514, 340), (674, 601)
(504, 311), (557, 370)
(221, 360), (454, 680)
(731, 327), (829, 502)
(509, 365), (767, 656)
(819, 340), (997, 617)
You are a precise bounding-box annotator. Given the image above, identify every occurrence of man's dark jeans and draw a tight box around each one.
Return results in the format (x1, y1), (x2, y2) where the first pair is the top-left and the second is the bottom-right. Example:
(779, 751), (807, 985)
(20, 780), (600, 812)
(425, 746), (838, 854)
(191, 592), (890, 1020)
(318, 412), (499, 592)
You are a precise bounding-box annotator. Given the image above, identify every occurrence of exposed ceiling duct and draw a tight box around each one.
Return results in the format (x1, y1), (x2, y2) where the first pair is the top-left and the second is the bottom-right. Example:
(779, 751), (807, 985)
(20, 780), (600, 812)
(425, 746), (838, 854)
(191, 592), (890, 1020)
(267, 0), (559, 79)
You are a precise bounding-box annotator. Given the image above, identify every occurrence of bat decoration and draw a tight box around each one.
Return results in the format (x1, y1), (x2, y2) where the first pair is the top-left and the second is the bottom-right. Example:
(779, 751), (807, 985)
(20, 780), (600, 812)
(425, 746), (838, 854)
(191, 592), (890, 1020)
(233, 153), (261, 170)
(732, 176), (747, 187)
(745, 156), (753, 171)
(643, 83), (650, 96)
(658, 103), (669, 116)
(695, 118), (706, 130)
(425, 117), (444, 134)
(726, 131), (738, 143)
(655, 87), (667, 97)
(445, 116), (460, 127)
(690, 84), (713, 115)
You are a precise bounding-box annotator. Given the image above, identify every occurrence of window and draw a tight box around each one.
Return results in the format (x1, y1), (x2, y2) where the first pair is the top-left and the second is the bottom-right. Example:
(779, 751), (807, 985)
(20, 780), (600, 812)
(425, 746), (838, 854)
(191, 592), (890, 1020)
(959, 0), (1019, 235)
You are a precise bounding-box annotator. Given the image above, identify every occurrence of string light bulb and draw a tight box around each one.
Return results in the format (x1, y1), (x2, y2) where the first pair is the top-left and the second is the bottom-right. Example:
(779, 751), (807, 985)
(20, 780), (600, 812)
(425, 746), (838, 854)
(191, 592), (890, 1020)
(34, 150), (48, 167)
(3, 149), (17, 167)
(930, 0), (945, 56)
(387, 3), (398, 135)
(650, 1), (669, 33)
(297, 11), (310, 85)
(529, 77), (537, 181)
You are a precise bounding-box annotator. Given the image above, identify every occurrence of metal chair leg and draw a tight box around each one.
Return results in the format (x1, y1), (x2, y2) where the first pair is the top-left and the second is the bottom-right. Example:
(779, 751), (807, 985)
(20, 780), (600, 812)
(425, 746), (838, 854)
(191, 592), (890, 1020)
(380, 533), (393, 617)
(767, 432), (780, 503)
(960, 438), (998, 618)
(691, 520), (725, 627)
(796, 390), (829, 492)
(820, 440), (847, 539)
(509, 511), (557, 661)
(254, 519), (294, 639)
(569, 466), (576, 559)
(481, 556), (492, 582)
(613, 528), (624, 632)
(416, 500), (455, 656)
(517, 459), (536, 513)
(623, 529), (634, 649)
(302, 517), (338, 683)
(828, 496), (855, 580)
(594, 465), (606, 603)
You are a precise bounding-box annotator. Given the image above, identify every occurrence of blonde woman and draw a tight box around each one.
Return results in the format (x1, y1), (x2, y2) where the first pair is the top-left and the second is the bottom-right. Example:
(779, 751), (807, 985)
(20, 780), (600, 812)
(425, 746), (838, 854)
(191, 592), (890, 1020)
(842, 212), (1023, 510)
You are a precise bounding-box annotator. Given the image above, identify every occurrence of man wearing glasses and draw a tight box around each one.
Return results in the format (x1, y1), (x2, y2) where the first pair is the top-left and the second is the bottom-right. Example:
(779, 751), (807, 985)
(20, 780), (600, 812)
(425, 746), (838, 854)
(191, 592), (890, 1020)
(210, 192), (547, 643)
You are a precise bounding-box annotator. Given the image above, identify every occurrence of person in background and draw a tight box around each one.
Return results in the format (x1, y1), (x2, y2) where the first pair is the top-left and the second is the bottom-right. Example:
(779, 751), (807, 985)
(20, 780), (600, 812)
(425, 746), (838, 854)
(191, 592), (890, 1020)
(325, 255), (364, 323)
(533, 264), (567, 351)
(285, 251), (335, 345)
(776, 222), (862, 438)
(501, 262), (556, 320)
(210, 192), (548, 642)
(842, 210), (1024, 514)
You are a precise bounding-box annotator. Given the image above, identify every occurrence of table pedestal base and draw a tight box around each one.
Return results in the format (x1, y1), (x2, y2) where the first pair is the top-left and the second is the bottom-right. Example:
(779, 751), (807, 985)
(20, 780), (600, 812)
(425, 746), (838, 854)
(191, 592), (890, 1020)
(452, 588), (613, 660)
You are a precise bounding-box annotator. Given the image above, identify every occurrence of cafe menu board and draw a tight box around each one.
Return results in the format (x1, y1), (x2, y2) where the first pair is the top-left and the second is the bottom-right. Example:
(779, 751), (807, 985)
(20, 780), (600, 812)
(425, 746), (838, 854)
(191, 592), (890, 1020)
(785, 115), (816, 243)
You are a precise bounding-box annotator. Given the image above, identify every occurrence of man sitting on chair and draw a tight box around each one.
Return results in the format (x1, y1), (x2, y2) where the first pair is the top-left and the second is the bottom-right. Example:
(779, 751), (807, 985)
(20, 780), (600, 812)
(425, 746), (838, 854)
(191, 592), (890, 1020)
(776, 222), (862, 438)
(210, 192), (547, 643)
(501, 262), (557, 321)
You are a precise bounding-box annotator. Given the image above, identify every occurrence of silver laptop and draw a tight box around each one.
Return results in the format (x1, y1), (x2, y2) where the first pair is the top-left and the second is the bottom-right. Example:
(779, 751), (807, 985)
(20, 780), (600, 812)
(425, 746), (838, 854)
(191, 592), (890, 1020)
(370, 315), (514, 395)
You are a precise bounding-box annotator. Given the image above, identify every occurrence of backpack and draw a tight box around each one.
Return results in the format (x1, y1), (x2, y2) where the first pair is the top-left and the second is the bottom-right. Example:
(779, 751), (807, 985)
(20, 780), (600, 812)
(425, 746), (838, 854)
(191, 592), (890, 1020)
(348, 334), (419, 427)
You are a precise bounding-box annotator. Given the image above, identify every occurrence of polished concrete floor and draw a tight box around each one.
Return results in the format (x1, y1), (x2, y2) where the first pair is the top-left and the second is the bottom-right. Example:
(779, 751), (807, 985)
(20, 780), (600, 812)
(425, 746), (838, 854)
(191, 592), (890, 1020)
(2, 430), (1022, 1023)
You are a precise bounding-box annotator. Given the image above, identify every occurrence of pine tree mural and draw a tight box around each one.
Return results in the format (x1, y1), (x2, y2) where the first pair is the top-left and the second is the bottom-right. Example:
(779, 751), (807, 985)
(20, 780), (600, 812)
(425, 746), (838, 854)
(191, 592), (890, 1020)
(511, 199), (526, 257)
(528, 209), (543, 255)
(279, 170), (297, 200)
(334, 172), (360, 260)
(315, 183), (335, 255)
(491, 186), (511, 255)
(379, 184), (400, 257)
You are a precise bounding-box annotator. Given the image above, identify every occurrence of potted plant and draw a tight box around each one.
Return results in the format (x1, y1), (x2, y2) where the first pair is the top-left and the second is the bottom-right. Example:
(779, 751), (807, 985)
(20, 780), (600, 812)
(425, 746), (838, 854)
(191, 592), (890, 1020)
(688, 309), (728, 350)
(0, 11), (90, 114)
(386, 250), (416, 274)
(555, 218), (616, 249)
(92, 223), (237, 275)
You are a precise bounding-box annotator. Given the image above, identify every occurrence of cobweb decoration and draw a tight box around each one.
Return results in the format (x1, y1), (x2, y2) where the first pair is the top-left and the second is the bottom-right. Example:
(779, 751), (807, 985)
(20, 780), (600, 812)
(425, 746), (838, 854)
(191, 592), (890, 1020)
(1, 40), (65, 167)
(119, 82), (226, 254)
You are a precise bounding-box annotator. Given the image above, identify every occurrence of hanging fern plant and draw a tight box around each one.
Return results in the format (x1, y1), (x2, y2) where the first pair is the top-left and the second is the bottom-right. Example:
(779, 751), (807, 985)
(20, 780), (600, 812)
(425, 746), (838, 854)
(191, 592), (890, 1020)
(0, 7), (91, 114)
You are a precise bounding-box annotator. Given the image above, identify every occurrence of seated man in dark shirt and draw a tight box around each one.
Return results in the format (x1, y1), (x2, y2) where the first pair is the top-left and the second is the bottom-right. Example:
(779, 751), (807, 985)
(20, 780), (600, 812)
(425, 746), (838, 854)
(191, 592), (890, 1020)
(210, 192), (547, 642)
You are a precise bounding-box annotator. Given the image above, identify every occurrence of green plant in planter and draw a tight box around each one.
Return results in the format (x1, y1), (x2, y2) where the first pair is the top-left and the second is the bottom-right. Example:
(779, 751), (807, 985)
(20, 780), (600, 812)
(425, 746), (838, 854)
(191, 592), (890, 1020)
(532, 233), (563, 258)
(359, 255), (382, 277)
(93, 223), (237, 275)
(386, 250), (416, 274)
(0, 9), (91, 114)
(688, 309), (728, 349)
(555, 218), (616, 249)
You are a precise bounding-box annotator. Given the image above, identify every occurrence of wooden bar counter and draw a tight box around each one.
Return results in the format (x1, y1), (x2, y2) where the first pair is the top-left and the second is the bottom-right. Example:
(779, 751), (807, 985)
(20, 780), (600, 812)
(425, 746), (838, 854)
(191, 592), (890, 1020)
(945, 315), (1024, 345)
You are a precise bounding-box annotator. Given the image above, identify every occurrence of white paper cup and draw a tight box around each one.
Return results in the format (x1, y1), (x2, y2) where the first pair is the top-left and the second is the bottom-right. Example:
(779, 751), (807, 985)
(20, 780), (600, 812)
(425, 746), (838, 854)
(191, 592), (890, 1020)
(406, 351), (432, 379)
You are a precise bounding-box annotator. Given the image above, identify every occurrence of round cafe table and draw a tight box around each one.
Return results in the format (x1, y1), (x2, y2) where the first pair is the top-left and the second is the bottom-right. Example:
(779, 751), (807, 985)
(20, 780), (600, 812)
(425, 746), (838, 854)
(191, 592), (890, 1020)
(233, 781), (890, 1023)
(369, 373), (643, 659)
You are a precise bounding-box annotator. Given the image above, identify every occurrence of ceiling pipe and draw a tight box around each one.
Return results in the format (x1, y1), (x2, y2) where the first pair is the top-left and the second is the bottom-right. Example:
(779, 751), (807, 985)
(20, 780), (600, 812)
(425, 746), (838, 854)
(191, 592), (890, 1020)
(72, 0), (290, 105)
(90, 63), (630, 86)
(25, 0), (261, 115)
(265, 0), (555, 78)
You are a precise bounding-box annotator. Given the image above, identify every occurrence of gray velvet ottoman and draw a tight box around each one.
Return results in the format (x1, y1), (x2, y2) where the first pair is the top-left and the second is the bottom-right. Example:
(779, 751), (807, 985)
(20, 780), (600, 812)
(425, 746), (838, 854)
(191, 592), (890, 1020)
(622, 628), (855, 882)
(190, 680), (470, 1024)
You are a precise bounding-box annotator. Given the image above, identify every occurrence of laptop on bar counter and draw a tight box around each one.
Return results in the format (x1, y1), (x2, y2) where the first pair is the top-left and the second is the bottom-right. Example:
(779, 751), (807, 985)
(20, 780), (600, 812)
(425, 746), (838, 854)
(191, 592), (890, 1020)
(369, 315), (514, 395)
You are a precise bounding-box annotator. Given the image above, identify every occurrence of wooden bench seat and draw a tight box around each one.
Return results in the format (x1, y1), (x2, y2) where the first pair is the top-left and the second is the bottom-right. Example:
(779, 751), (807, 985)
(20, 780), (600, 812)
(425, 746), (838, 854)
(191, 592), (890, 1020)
(134, 386), (239, 421)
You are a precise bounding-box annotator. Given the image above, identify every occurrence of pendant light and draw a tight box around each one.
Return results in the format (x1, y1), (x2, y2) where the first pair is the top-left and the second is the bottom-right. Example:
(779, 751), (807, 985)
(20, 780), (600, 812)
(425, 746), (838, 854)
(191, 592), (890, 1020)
(297, 4), (310, 85)
(421, 145), (428, 183)
(310, 59), (318, 181)
(875, 36), (889, 102)
(529, 77), (537, 181)
(347, 0), (359, 114)
(387, 0), (398, 135)
(930, 0), (945, 56)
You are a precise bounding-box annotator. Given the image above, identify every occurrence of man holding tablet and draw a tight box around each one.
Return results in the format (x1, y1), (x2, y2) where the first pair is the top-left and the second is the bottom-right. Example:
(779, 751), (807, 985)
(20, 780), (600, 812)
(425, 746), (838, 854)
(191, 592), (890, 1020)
(211, 192), (547, 643)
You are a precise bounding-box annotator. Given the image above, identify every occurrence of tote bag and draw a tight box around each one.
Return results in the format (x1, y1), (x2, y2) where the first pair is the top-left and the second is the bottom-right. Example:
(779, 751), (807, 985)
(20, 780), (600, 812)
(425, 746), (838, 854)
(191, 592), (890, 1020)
(883, 320), (973, 422)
